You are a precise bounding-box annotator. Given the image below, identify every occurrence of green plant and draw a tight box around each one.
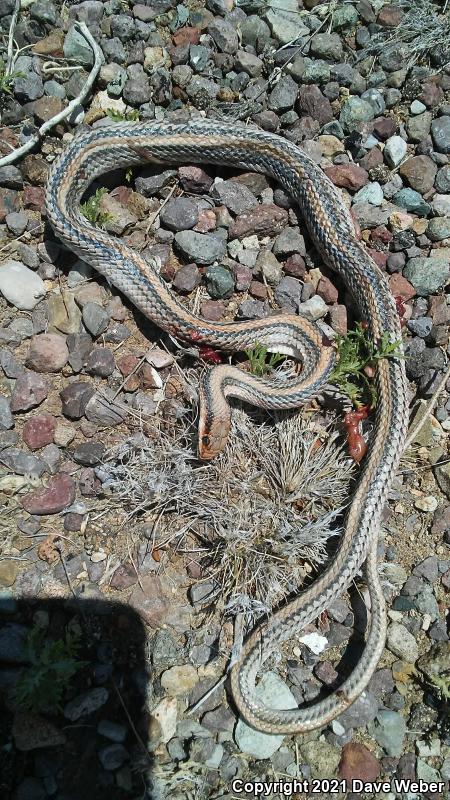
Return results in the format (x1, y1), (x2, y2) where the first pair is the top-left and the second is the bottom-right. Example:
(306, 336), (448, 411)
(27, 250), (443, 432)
(245, 343), (285, 377)
(331, 323), (403, 408)
(0, 58), (24, 96)
(15, 627), (87, 715)
(106, 108), (139, 122)
(80, 187), (112, 228)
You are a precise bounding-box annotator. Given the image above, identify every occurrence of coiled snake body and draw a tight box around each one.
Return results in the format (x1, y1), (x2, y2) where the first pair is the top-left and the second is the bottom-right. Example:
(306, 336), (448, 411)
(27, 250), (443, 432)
(46, 121), (409, 733)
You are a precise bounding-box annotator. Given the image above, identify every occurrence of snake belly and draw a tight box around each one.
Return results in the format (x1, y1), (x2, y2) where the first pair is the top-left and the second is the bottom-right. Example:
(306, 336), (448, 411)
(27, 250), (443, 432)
(45, 120), (409, 733)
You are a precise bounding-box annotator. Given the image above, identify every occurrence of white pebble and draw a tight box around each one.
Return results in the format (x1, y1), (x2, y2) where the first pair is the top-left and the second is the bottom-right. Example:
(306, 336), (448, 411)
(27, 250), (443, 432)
(414, 495), (438, 512)
(384, 135), (407, 168)
(0, 259), (46, 310)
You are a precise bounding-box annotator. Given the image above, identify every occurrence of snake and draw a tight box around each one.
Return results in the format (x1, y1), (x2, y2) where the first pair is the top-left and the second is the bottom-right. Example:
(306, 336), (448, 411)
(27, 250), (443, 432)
(45, 120), (409, 733)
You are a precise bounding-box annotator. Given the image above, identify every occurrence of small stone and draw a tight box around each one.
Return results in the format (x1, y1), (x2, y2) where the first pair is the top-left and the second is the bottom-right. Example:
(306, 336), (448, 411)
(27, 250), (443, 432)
(85, 347), (115, 377)
(59, 382), (95, 419)
(399, 156), (437, 194)
(22, 413), (56, 450)
(82, 303), (109, 337)
(178, 166), (213, 193)
(353, 182), (383, 205)
(254, 250), (283, 286)
(268, 75), (298, 112)
(427, 217), (450, 242)
(98, 743), (128, 771)
(174, 231), (226, 265)
(172, 263), (201, 293)
(12, 711), (66, 751)
(63, 688), (109, 721)
(410, 100), (426, 115)
(273, 227), (305, 258)
(368, 710), (406, 757)
(0, 260), (46, 310)
(64, 25), (95, 67)
(211, 180), (257, 215)
(21, 473), (76, 515)
(387, 622), (419, 662)
(97, 719), (127, 743)
(340, 96), (375, 133)
(393, 188), (430, 217)
(406, 110), (432, 142)
(403, 257), (449, 296)
(384, 136), (407, 168)
(235, 672), (298, 759)
(229, 204), (288, 238)
(10, 372), (48, 412)
(0, 397), (13, 431)
(431, 116), (450, 154)
(297, 84), (333, 125)
(205, 265), (234, 299)
(339, 742), (380, 781)
(25, 334), (68, 373)
(160, 665), (198, 695)
(324, 163), (368, 191)
(160, 198), (199, 231)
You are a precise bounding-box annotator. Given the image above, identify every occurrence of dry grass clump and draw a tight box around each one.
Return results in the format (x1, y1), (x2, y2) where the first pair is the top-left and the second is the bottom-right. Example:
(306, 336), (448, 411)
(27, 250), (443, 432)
(358, 0), (450, 68)
(100, 407), (355, 624)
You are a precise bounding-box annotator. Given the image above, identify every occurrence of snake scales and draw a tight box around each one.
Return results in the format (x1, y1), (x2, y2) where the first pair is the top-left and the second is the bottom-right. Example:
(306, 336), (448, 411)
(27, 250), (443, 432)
(46, 120), (409, 733)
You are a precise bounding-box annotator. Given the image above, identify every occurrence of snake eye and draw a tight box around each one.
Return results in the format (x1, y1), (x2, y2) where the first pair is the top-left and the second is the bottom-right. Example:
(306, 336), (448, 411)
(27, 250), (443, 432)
(201, 434), (210, 446)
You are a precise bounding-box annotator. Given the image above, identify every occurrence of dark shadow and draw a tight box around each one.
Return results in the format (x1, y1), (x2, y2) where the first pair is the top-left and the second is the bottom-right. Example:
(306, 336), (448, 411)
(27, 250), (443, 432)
(0, 597), (153, 800)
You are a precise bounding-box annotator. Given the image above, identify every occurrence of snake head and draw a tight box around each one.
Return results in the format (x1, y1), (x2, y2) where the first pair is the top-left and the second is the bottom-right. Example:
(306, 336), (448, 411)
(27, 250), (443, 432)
(197, 417), (231, 460)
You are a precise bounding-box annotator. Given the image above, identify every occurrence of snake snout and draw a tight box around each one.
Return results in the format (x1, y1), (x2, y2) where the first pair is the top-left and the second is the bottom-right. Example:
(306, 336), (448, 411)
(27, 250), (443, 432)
(197, 418), (231, 460)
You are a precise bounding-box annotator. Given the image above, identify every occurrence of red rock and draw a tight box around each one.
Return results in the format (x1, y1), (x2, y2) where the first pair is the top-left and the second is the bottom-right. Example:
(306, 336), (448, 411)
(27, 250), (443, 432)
(32, 30), (64, 57)
(78, 467), (102, 497)
(116, 354), (141, 391)
(178, 165), (213, 193)
(21, 473), (76, 515)
(428, 295), (450, 326)
(284, 254), (306, 279)
(194, 209), (216, 233)
(229, 204), (288, 238)
(233, 263), (252, 292)
(32, 96), (64, 125)
(389, 273), (415, 301)
(249, 281), (268, 300)
(201, 300), (227, 321)
(371, 226), (393, 245)
(22, 413), (56, 450)
(172, 26), (200, 46)
(399, 156), (437, 194)
(23, 186), (46, 213)
(377, 5), (404, 27)
(317, 275), (339, 304)
(324, 164), (369, 192)
(329, 304), (347, 335)
(10, 372), (49, 412)
(110, 562), (138, 590)
(339, 742), (380, 781)
(367, 248), (387, 269)
(358, 147), (383, 171)
(25, 334), (69, 373)
(129, 575), (171, 627)
(373, 117), (396, 140)
(0, 188), (21, 222)
(419, 82), (444, 109)
(297, 84), (333, 126)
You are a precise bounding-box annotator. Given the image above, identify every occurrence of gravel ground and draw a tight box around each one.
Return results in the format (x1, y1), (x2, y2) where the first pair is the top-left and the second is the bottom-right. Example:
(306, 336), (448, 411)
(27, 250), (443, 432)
(0, 0), (449, 798)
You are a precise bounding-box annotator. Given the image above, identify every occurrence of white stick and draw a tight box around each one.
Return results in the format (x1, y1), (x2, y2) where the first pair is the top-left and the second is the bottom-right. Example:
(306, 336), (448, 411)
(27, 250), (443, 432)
(5, 0), (20, 76)
(0, 22), (103, 168)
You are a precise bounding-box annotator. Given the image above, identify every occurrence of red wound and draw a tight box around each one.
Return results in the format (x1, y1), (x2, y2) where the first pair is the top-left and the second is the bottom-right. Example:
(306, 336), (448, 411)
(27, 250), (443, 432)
(344, 406), (370, 464)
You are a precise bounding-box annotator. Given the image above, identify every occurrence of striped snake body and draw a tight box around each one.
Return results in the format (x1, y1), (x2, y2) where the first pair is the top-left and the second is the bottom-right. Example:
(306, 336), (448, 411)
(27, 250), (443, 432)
(46, 121), (409, 733)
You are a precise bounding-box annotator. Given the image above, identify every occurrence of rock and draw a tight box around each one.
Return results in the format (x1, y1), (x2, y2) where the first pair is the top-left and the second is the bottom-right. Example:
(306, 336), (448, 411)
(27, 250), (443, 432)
(82, 303), (109, 337)
(160, 197), (199, 231)
(85, 347), (115, 377)
(298, 295), (328, 321)
(0, 260), (46, 310)
(205, 265), (234, 298)
(435, 165), (450, 193)
(10, 372), (48, 412)
(368, 710), (406, 757)
(393, 188), (430, 217)
(274, 276), (303, 312)
(0, 397), (13, 431)
(22, 414), (56, 450)
(178, 166), (213, 193)
(98, 743), (128, 770)
(25, 334), (69, 373)
(310, 32), (343, 60)
(173, 263), (201, 293)
(64, 688), (109, 721)
(12, 711), (66, 751)
(337, 690), (379, 730)
(340, 96), (375, 132)
(353, 182), (383, 205)
(427, 217), (450, 242)
(431, 116), (450, 154)
(300, 739), (341, 778)
(64, 24), (95, 67)
(265, 0), (309, 45)
(387, 622), (419, 662)
(84, 389), (126, 427)
(384, 136), (407, 168)
(211, 180), (257, 215)
(234, 50), (263, 78)
(21, 473), (76, 515)
(268, 75), (298, 112)
(273, 227), (305, 258)
(254, 250), (283, 286)
(325, 163), (368, 191)
(297, 84), (333, 125)
(174, 231), (226, 265)
(1, 447), (45, 477)
(399, 156), (437, 194)
(403, 257), (449, 296)
(59, 382), (95, 419)
(235, 672), (298, 758)
(208, 17), (238, 53)
(229, 204), (288, 238)
(129, 574), (191, 631)
(160, 665), (198, 695)
(339, 742), (380, 781)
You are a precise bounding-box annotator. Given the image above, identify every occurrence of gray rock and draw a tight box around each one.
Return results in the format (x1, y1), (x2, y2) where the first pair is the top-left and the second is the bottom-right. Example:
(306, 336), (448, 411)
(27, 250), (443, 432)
(235, 671), (298, 758)
(369, 711), (407, 759)
(435, 165), (450, 193)
(332, 3), (358, 28)
(268, 75), (298, 112)
(384, 135), (407, 168)
(393, 188), (430, 216)
(0, 165), (23, 189)
(64, 25), (97, 67)
(254, 250), (283, 286)
(0, 260), (46, 311)
(0, 397), (13, 431)
(5, 212), (28, 236)
(413, 555), (440, 583)
(151, 629), (184, 668)
(353, 182), (383, 206)
(64, 688), (109, 721)
(361, 88), (385, 115)
(387, 622), (419, 662)
(336, 690), (379, 730)
(273, 227), (305, 257)
(30, 0), (57, 25)
(237, 299), (268, 319)
(160, 197), (199, 231)
(406, 111), (432, 142)
(403, 256), (449, 296)
(431, 116), (450, 154)
(101, 37), (126, 65)
(265, 0), (309, 45)
(340, 96), (375, 133)
(84, 389), (126, 427)
(427, 217), (450, 242)
(406, 317), (433, 338)
(122, 77), (151, 106)
(110, 13), (135, 41)
(97, 719), (127, 743)
(208, 18), (238, 54)
(173, 263), (201, 293)
(0, 447), (45, 477)
(211, 180), (257, 215)
(274, 276), (303, 312)
(205, 265), (234, 299)
(135, 169), (177, 197)
(174, 231), (226, 265)
(310, 32), (342, 60)
(82, 303), (109, 337)
(234, 51), (263, 78)
(98, 743), (128, 770)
